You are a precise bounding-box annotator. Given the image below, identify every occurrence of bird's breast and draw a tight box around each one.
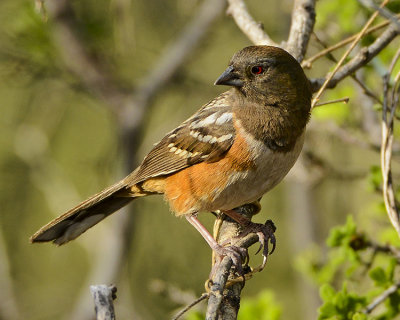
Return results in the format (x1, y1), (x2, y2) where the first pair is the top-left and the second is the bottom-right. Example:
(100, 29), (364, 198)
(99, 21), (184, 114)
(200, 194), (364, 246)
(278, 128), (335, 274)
(163, 119), (305, 215)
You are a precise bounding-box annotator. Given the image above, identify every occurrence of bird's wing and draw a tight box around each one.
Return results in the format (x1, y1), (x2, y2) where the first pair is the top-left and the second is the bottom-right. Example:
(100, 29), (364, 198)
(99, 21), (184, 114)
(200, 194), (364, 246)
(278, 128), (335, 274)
(126, 93), (236, 185)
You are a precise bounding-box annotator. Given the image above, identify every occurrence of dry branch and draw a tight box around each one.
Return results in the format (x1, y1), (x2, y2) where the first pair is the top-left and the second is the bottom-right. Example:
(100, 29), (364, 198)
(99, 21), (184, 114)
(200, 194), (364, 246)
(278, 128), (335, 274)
(286, 0), (316, 61)
(226, 0), (277, 46)
(90, 285), (117, 320)
(310, 24), (400, 92)
(311, 0), (388, 108)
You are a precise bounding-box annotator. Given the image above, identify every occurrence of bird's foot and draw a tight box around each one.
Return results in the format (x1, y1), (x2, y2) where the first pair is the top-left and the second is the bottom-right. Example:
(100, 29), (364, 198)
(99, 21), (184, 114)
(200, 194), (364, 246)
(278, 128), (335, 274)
(210, 243), (249, 277)
(236, 219), (276, 271)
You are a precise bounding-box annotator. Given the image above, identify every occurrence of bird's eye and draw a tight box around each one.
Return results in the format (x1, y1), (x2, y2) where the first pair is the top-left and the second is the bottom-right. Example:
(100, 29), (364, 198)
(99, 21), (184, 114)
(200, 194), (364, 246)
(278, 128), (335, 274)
(251, 66), (263, 75)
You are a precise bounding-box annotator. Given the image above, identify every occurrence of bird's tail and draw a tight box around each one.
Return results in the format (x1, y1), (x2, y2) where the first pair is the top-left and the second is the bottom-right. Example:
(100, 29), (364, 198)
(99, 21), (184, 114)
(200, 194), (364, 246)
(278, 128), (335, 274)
(30, 178), (137, 245)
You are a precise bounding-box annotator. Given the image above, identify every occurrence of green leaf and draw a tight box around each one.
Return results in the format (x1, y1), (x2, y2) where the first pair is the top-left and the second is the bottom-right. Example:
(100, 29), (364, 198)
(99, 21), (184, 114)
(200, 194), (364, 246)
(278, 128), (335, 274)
(320, 284), (336, 301)
(369, 267), (387, 286)
(353, 312), (368, 320)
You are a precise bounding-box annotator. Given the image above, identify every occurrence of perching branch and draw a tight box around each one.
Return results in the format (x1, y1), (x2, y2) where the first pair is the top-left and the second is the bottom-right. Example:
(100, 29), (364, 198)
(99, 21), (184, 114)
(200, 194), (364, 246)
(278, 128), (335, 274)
(226, 0), (278, 46)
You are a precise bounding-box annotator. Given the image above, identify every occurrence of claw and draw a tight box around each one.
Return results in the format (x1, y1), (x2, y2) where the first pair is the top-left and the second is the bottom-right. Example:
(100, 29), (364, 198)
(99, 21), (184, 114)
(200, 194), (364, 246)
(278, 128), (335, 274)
(210, 244), (248, 278)
(234, 218), (277, 272)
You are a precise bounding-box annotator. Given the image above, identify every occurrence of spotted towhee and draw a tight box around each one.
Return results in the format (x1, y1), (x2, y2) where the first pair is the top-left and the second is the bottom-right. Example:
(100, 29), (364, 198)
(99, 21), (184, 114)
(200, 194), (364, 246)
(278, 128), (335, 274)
(31, 46), (312, 268)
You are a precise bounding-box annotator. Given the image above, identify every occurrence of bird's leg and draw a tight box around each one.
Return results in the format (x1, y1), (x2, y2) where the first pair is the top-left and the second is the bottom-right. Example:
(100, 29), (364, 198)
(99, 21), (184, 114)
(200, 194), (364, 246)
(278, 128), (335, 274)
(186, 214), (248, 275)
(221, 209), (276, 271)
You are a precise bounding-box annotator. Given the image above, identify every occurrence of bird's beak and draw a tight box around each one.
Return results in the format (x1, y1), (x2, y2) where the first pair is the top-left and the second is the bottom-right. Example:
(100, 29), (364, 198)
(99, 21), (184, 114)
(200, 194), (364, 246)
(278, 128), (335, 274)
(214, 66), (243, 87)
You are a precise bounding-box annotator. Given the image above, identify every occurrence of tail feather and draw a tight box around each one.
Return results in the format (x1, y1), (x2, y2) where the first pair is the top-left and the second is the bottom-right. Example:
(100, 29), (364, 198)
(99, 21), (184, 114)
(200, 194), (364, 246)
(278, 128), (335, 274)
(30, 179), (134, 245)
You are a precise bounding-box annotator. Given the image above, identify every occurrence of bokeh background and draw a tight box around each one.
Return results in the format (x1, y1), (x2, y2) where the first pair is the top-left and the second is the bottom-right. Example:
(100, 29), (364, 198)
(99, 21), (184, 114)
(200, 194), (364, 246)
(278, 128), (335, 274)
(1, 0), (399, 319)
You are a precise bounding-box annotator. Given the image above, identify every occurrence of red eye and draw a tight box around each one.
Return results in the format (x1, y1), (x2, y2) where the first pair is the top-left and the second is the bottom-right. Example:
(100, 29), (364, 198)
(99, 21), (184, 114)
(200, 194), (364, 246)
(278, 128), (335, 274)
(251, 66), (263, 74)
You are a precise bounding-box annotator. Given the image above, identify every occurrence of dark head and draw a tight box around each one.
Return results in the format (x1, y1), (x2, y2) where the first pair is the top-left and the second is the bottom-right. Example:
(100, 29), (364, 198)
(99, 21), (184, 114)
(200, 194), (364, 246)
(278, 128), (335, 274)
(215, 46), (311, 114)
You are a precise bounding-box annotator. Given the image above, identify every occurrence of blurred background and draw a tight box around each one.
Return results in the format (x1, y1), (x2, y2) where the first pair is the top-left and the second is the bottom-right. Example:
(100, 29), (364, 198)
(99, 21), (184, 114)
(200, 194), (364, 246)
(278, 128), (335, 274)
(1, 0), (399, 319)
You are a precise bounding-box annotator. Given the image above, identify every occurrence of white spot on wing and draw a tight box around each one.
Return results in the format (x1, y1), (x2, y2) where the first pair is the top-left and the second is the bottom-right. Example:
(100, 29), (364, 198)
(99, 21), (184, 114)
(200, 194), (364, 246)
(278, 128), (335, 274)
(217, 134), (233, 142)
(190, 113), (218, 129)
(215, 112), (232, 125)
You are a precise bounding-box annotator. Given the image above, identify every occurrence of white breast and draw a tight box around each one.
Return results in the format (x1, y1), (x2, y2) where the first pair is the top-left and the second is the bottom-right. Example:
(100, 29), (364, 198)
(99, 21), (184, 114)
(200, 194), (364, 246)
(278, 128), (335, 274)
(211, 128), (305, 211)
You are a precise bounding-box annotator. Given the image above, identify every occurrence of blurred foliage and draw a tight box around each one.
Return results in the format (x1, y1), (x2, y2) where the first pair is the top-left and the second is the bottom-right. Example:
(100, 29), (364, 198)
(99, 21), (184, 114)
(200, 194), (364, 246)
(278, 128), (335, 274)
(0, 0), (400, 319)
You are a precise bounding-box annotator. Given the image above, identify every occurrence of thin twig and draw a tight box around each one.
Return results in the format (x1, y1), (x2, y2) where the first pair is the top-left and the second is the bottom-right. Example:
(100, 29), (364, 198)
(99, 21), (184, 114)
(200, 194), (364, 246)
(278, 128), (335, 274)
(311, 0), (389, 108)
(302, 16), (400, 68)
(314, 97), (349, 107)
(309, 24), (400, 93)
(310, 32), (382, 104)
(358, 0), (400, 31)
(286, 0), (316, 61)
(172, 293), (209, 320)
(363, 281), (400, 314)
(381, 47), (400, 237)
(226, 0), (277, 46)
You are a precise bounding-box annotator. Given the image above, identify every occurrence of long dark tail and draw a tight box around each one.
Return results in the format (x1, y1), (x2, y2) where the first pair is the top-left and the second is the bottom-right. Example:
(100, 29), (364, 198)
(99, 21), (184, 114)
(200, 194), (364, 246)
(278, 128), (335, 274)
(30, 179), (135, 245)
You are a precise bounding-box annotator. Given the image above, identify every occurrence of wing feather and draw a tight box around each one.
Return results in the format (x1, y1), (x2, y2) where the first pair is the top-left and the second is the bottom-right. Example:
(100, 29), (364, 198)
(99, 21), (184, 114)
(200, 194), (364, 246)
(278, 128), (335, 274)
(126, 93), (235, 185)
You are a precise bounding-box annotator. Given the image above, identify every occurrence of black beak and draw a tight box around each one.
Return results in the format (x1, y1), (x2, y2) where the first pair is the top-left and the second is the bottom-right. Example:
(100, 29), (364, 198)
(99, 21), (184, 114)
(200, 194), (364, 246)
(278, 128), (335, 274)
(214, 66), (243, 87)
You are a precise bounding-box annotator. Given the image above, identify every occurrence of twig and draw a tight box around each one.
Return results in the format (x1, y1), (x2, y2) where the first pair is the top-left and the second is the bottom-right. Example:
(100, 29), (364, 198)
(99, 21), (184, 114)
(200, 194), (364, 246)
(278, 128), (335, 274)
(314, 97), (349, 107)
(358, 0), (400, 32)
(172, 293), (209, 320)
(363, 281), (400, 314)
(381, 47), (400, 237)
(286, 0), (316, 61)
(90, 285), (117, 320)
(226, 0), (277, 46)
(302, 16), (400, 68)
(309, 24), (400, 93)
(310, 32), (382, 104)
(311, 0), (389, 108)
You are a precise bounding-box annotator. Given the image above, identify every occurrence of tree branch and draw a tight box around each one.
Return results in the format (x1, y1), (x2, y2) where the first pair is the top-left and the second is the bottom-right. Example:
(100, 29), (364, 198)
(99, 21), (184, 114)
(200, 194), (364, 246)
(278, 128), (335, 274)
(363, 281), (400, 314)
(310, 24), (400, 93)
(286, 0), (316, 61)
(90, 285), (117, 320)
(358, 0), (400, 32)
(311, 0), (387, 108)
(206, 206), (273, 319)
(226, 0), (277, 46)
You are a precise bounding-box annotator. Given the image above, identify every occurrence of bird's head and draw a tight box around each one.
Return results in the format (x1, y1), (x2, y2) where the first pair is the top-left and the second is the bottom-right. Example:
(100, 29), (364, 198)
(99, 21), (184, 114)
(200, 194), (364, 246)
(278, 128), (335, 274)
(215, 46), (311, 112)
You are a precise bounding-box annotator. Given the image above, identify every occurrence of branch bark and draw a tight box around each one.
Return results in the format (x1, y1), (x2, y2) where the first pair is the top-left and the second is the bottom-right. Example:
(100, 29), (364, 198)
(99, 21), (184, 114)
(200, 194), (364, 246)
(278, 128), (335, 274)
(226, 0), (277, 46)
(286, 0), (316, 61)
(90, 285), (117, 320)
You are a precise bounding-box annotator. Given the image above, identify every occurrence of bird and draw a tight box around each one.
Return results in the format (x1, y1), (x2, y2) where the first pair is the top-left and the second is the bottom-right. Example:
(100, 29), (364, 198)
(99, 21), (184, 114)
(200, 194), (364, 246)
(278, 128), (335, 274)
(30, 46), (312, 270)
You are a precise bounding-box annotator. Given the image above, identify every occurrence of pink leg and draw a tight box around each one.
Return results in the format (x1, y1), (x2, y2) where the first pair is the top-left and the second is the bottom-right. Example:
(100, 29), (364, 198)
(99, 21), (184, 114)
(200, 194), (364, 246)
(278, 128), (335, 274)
(186, 214), (247, 274)
(186, 214), (219, 249)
